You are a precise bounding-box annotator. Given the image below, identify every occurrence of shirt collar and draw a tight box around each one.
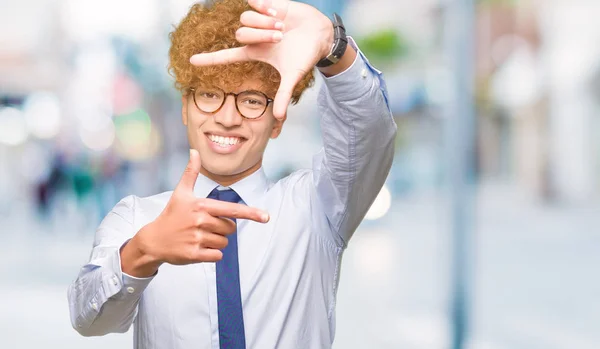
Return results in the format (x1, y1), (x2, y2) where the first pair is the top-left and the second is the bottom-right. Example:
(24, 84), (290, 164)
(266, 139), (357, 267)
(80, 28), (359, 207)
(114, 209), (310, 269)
(193, 167), (270, 207)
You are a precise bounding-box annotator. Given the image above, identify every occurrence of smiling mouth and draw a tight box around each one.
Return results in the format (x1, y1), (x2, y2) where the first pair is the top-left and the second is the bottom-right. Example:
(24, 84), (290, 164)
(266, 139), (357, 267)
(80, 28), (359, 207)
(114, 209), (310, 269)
(206, 133), (246, 148)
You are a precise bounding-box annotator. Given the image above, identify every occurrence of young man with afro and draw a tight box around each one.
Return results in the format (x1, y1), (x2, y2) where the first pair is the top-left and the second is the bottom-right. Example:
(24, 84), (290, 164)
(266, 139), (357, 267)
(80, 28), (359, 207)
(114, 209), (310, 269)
(68, 0), (396, 348)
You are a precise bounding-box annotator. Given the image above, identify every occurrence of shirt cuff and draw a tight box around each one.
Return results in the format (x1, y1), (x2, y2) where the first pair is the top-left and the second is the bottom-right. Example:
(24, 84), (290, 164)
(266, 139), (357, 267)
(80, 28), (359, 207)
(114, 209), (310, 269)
(115, 272), (153, 299)
(319, 36), (391, 108)
(106, 240), (154, 301)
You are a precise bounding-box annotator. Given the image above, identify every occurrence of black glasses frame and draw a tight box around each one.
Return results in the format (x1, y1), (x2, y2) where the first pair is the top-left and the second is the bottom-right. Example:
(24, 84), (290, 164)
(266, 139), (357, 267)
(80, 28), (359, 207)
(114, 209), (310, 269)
(189, 87), (273, 120)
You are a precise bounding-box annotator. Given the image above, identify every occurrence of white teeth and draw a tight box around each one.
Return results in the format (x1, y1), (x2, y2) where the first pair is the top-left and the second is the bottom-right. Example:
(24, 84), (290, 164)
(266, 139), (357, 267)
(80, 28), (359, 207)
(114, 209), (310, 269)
(208, 134), (241, 147)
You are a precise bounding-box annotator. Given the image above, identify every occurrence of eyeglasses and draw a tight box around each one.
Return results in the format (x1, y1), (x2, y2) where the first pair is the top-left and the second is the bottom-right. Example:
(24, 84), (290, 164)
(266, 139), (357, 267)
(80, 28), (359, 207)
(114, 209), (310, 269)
(190, 87), (273, 120)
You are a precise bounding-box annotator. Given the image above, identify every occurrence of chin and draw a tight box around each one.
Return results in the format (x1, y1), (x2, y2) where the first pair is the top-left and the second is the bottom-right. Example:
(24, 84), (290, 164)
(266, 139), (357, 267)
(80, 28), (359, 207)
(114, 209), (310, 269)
(198, 146), (261, 179)
(203, 161), (249, 177)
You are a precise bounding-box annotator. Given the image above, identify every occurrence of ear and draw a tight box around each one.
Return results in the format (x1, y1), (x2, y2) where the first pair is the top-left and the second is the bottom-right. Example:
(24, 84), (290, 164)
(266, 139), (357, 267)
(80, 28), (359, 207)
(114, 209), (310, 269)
(181, 95), (189, 126)
(270, 113), (286, 139)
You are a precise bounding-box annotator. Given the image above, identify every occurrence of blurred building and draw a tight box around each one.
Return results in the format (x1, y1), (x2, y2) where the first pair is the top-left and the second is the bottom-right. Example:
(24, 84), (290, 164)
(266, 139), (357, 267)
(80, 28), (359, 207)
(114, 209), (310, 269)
(474, 0), (600, 204)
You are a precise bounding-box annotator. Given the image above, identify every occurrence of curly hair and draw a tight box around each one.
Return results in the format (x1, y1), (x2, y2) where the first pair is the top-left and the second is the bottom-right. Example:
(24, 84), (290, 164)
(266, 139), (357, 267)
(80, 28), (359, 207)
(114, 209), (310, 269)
(168, 0), (315, 104)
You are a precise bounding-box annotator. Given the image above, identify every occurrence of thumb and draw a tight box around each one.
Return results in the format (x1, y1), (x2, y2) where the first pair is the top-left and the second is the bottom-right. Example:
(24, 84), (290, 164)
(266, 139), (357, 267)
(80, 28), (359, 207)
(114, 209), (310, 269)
(176, 149), (202, 193)
(273, 71), (302, 119)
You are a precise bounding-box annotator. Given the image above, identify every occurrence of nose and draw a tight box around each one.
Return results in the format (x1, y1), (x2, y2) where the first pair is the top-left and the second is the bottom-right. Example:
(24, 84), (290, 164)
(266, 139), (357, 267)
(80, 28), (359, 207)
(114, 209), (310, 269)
(213, 95), (243, 127)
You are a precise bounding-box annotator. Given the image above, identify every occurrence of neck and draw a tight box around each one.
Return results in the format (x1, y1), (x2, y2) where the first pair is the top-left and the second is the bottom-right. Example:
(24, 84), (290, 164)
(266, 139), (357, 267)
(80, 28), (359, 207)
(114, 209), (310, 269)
(199, 160), (262, 187)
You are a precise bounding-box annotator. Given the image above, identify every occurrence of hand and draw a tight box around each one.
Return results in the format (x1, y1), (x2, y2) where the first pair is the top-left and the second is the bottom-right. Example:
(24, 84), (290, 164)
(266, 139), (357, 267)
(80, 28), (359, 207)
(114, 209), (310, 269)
(189, 0), (334, 120)
(121, 149), (270, 277)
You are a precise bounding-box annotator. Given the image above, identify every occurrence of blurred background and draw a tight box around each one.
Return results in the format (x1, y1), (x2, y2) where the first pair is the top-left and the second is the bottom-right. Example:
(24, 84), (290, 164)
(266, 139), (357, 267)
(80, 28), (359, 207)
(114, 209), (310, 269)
(1, 0), (599, 348)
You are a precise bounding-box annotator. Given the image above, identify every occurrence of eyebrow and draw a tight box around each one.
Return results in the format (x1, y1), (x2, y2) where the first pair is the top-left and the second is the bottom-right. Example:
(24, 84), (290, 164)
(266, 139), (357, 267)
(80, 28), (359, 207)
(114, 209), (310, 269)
(204, 87), (272, 98)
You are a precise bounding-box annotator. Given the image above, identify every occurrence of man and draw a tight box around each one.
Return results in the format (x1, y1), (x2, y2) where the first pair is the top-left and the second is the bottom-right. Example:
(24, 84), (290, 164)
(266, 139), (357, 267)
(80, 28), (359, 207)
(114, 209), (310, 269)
(68, 0), (396, 348)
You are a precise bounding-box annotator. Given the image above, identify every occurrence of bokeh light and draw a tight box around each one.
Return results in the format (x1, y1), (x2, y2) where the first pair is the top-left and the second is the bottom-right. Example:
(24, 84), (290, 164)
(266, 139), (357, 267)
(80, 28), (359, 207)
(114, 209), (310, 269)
(79, 119), (116, 151)
(114, 108), (161, 161)
(112, 74), (143, 115)
(0, 107), (29, 146)
(364, 184), (392, 220)
(22, 92), (62, 139)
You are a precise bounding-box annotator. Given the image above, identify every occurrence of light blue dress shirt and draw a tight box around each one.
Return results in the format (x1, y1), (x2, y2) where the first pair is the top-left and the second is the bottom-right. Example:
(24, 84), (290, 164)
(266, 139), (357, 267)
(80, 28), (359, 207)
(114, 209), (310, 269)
(68, 38), (397, 349)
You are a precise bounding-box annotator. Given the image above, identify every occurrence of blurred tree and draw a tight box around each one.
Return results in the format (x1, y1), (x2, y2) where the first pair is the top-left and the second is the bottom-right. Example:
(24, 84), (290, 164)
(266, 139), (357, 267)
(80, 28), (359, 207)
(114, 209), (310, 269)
(299, 1), (408, 70)
(355, 29), (409, 70)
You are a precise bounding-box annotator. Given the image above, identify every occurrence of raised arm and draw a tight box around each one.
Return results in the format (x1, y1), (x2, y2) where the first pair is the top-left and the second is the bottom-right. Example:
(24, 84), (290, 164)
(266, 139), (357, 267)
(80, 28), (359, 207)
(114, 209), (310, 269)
(187, 0), (397, 247)
(311, 39), (396, 248)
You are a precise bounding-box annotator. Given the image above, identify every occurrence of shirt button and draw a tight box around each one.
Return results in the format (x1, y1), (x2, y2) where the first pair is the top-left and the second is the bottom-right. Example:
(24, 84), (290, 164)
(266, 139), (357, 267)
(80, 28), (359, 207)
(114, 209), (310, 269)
(112, 275), (119, 286)
(361, 68), (368, 78)
(127, 287), (135, 294)
(91, 302), (98, 311)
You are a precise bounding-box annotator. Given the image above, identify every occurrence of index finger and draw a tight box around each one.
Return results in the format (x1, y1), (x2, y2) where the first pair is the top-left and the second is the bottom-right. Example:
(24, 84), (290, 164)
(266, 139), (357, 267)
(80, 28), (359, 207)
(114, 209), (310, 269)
(196, 198), (270, 223)
(190, 47), (250, 67)
(248, 0), (289, 20)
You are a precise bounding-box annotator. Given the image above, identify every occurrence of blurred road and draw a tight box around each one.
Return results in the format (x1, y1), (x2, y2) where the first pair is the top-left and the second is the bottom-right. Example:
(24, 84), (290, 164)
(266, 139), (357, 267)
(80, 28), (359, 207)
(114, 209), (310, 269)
(1, 181), (598, 349)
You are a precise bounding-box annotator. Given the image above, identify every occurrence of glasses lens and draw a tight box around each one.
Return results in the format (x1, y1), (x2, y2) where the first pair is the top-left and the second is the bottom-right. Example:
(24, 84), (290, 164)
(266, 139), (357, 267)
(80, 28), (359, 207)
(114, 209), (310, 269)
(194, 88), (224, 113)
(237, 91), (268, 119)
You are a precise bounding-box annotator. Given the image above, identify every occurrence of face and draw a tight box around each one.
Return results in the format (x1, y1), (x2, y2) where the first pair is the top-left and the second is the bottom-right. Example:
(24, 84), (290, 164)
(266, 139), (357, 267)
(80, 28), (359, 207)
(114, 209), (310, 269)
(182, 80), (284, 184)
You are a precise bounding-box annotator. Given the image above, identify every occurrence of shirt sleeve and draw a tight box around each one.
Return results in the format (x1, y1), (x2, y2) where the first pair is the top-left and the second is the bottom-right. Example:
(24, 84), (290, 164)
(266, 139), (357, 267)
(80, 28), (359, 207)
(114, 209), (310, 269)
(67, 195), (154, 336)
(311, 37), (397, 248)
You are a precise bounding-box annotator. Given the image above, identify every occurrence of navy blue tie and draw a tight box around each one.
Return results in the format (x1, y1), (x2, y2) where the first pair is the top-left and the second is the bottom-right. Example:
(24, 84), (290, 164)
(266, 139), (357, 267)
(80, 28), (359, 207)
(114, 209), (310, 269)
(207, 188), (246, 349)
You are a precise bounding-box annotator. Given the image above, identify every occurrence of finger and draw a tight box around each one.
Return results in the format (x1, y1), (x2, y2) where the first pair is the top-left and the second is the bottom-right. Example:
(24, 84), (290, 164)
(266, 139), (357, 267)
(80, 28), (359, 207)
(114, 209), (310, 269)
(196, 213), (237, 236)
(248, 0), (289, 19)
(248, 0), (277, 17)
(193, 248), (223, 263)
(196, 199), (270, 223)
(273, 70), (304, 119)
(175, 149), (201, 193)
(196, 231), (229, 249)
(190, 47), (249, 67)
(236, 27), (283, 45)
(240, 10), (285, 30)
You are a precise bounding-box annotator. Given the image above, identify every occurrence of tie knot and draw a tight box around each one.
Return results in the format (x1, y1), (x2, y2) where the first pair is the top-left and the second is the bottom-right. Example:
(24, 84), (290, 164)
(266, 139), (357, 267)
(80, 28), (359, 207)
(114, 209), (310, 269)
(208, 188), (241, 204)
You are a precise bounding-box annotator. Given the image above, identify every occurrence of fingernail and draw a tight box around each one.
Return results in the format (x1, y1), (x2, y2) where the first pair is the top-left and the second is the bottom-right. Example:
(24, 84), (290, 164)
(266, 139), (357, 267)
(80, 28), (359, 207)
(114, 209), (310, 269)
(273, 31), (283, 42)
(262, 213), (270, 222)
(274, 21), (284, 30)
(267, 8), (277, 17)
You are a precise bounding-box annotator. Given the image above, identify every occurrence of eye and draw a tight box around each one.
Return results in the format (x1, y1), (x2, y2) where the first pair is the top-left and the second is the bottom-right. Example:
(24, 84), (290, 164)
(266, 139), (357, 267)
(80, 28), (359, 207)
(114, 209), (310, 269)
(238, 91), (267, 108)
(241, 98), (265, 106)
(200, 92), (220, 99)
